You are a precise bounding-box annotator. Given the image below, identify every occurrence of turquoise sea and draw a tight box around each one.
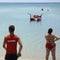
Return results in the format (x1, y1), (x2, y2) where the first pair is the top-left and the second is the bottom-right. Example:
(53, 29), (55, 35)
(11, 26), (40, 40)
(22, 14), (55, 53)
(0, 3), (60, 60)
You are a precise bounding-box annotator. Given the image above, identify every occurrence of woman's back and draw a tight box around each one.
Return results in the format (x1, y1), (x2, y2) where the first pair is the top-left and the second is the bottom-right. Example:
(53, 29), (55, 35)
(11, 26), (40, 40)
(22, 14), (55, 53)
(45, 34), (55, 43)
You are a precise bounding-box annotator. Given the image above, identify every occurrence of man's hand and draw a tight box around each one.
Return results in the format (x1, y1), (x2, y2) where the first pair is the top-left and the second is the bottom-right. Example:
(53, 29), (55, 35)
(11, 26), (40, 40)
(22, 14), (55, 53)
(17, 53), (21, 59)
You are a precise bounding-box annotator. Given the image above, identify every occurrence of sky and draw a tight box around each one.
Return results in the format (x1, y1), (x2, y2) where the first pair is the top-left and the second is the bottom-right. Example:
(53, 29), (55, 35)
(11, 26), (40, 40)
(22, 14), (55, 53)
(0, 0), (60, 2)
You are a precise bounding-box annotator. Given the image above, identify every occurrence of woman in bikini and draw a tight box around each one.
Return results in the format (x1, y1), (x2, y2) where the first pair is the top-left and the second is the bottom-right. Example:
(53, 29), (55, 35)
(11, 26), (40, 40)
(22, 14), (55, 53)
(45, 28), (60, 60)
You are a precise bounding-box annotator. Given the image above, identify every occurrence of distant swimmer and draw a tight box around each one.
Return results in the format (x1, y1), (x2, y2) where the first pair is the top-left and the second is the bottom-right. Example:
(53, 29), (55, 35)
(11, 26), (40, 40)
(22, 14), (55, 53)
(45, 28), (60, 60)
(3, 25), (23, 60)
(47, 9), (49, 11)
(41, 8), (44, 11)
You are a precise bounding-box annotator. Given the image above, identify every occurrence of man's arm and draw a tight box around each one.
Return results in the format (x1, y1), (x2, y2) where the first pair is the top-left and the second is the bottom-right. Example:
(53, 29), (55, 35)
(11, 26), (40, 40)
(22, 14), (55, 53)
(17, 37), (23, 57)
(3, 37), (7, 50)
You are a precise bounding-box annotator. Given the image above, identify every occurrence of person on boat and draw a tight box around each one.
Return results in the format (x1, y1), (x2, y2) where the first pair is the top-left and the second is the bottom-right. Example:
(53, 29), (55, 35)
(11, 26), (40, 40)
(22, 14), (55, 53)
(3, 25), (23, 60)
(31, 16), (34, 19)
(34, 15), (38, 18)
(45, 28), (60, 60)
(37, 15), (41, 21)
(30, 14), (35, 21)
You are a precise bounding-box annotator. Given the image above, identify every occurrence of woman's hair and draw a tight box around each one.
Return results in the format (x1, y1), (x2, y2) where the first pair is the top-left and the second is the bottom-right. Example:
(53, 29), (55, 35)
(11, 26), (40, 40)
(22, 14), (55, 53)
(9, 25), (15, 32)
(48, 28), (53, 34)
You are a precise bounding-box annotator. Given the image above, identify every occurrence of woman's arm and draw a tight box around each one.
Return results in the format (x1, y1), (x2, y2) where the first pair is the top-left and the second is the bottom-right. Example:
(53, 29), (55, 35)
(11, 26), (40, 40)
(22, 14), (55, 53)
(54, 35), (60, 41)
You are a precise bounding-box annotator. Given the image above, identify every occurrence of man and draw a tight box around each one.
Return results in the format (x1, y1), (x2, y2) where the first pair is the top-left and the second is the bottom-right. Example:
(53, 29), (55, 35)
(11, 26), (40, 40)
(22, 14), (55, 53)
(45, 28), (60, 60)
(3, 25), (23, 60)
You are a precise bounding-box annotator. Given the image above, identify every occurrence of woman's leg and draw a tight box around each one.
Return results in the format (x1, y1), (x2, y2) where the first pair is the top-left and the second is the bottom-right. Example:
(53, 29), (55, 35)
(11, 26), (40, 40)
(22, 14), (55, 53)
(51, 47), (56, 60)
(46, 48), (50, 60)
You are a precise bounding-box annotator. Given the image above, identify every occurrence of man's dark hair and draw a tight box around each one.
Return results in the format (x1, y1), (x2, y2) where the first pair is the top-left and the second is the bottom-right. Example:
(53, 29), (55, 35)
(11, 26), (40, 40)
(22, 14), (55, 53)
(9, 25), (15, 32)
(48, 28), (53, 34)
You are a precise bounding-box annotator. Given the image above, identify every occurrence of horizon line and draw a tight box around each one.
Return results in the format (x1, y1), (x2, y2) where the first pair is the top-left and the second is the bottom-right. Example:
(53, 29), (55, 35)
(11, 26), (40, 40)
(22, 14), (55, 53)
(0, 2), (60, 3)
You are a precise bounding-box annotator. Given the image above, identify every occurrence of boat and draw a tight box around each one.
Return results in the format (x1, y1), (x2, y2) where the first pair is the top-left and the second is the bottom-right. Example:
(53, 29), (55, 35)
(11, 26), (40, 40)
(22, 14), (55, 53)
(29, 14), (42, 22)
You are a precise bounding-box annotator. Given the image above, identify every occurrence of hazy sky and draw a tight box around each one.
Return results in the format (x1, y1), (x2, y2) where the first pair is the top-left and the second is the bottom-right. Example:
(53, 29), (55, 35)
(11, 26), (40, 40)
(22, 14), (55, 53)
(0, 0), (60, 2)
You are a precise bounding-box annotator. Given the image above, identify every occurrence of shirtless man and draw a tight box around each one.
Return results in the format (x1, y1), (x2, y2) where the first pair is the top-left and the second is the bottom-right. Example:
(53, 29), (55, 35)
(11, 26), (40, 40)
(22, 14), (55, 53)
(45, 28), (60, 60)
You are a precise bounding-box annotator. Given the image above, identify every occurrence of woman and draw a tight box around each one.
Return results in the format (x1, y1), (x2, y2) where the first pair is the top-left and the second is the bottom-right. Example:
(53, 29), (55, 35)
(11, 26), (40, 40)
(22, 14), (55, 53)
(45, 28), (60, 60)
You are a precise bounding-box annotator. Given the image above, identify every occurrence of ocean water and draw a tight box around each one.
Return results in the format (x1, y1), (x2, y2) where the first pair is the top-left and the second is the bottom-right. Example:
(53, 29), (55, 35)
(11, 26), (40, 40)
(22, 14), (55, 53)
(0, 3), (60, 60)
